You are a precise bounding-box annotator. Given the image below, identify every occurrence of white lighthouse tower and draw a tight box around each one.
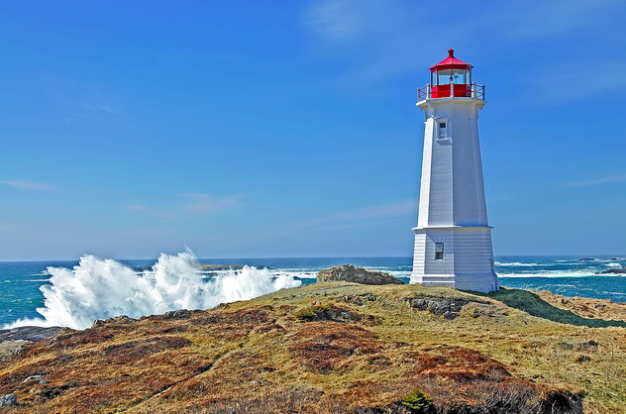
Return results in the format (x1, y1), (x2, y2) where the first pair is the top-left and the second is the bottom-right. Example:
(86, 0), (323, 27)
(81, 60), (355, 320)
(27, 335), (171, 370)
(410, 49), (498, 293)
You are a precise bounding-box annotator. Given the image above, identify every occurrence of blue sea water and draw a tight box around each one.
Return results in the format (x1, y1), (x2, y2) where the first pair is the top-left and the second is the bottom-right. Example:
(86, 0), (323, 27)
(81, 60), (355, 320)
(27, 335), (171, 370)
(1, 255), (625, 328)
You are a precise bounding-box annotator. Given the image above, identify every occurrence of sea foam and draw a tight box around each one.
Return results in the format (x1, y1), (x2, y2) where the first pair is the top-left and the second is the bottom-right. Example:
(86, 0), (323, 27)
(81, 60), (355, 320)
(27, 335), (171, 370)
(6, 249), (300, 330)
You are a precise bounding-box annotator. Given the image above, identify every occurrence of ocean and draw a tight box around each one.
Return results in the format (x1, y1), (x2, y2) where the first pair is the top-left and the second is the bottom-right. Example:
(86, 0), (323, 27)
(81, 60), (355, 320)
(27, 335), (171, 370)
(1, 253), (625, 329)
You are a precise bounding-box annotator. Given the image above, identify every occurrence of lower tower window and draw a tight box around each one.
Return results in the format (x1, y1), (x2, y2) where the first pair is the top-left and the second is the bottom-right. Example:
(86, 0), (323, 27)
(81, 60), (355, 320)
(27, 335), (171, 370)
(435, 243), (444, 260)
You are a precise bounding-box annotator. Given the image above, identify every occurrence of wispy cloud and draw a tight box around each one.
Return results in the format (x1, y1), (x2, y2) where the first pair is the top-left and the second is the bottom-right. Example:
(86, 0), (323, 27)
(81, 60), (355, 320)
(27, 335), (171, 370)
(83, 103), (115, 114)
(302, 0), (626, 90)
(126, 205), (175, 218)
(525, 61), (626, 103)
(1, 180), (56, 191)
(125, 193), (243, 218)
(303, 0), (434, 86)
(0, 221), (19, 232)
(304, 0), (366, 41)
(296, 200), (416, 231)
(566, 174), (626, 188)
(181, 193), (244, 216)
(497, 0), (626, 39)
(46, 78), (122, 125)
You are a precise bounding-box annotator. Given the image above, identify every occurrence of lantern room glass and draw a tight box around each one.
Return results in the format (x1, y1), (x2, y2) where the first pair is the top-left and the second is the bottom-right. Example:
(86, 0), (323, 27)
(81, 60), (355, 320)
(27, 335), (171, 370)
(432, 69), (469, 85)
(452, 69), (466, 84)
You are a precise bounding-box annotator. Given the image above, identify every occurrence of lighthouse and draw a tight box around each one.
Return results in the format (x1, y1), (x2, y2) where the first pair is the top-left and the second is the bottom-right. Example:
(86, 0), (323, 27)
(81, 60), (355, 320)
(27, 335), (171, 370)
(410, 49), (498, 293)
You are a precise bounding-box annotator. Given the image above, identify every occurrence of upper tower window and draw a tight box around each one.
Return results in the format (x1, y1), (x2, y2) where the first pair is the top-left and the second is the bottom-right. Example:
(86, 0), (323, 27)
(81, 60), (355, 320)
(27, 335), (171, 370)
(437, 120), (448, 140)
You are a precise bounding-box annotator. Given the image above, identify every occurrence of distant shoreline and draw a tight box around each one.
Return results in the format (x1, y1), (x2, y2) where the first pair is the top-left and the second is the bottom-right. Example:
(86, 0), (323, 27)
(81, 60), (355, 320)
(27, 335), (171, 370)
(132, 263), (268, 272)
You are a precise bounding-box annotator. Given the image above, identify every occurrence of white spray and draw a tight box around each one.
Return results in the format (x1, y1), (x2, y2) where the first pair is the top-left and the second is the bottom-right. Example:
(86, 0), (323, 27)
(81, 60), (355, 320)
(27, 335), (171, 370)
(8, 249), (300, 330)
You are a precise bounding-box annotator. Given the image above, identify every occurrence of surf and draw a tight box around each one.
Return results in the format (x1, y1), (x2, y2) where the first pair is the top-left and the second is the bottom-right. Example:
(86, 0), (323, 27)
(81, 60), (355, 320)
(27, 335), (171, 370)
(5, 249), (300, 330)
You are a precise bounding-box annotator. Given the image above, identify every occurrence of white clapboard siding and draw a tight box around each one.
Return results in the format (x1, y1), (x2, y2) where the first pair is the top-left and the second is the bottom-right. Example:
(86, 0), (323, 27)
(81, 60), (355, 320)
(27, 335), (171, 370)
(411, 93), (498, 293)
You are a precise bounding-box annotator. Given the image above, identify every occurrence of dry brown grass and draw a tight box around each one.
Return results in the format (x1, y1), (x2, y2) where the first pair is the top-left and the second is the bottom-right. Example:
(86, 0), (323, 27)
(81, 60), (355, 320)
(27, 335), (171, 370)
(0, 282), (623, 413)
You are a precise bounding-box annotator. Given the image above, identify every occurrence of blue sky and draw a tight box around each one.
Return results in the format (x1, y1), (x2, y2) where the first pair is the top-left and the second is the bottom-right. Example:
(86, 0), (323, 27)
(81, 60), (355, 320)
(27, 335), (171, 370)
(1, 0), (625, 261)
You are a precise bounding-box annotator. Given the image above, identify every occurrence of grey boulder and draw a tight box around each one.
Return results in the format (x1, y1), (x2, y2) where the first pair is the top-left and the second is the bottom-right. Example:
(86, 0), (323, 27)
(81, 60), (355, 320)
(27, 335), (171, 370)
(317, 265), (404, 285)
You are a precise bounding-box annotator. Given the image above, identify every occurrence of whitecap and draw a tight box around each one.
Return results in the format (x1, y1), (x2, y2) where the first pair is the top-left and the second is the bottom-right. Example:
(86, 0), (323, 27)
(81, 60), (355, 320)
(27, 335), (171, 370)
(4, 249), (300, 330)
(498, 271), (599, 278)
(495, 262), (542, 267)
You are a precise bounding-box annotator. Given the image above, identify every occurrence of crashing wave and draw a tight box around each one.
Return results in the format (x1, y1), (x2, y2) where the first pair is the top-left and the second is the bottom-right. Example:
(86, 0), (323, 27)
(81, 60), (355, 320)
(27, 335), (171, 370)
(6, 249), (300, 330)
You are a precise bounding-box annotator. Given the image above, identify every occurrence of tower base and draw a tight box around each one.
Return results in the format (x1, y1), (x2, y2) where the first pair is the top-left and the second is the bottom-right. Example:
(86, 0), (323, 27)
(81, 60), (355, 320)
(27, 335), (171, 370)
(410, 226), (498, 293)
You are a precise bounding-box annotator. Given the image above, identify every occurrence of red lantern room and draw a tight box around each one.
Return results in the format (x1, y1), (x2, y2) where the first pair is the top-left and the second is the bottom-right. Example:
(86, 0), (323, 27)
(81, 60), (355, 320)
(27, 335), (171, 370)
(418, 49), (485, 101)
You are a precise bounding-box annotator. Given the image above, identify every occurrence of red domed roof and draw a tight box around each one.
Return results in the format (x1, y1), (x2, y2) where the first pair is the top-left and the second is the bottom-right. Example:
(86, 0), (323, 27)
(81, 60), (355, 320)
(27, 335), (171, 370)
(429, 49), (472, 71)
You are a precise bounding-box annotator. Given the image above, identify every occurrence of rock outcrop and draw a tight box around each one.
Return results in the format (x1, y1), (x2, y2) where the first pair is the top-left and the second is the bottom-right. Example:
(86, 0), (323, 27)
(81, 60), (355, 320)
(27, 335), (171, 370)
(409, 295), (469, 320)
(596, 267), (625, 275)
(0, 326), (64, 343)
(0, 394), (16, 407)
(317, 264), (404, 285)
(408, 294), (499, 320)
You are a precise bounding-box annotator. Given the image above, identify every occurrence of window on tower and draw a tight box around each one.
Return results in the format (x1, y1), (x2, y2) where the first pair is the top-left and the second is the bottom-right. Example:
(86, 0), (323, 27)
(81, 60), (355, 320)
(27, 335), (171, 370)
(438, 122), (447, 139)
(435, 243), (444, 260)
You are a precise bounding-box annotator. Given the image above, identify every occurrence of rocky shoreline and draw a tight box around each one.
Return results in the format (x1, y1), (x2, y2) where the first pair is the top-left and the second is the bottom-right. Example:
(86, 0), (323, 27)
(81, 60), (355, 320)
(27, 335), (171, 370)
(0, 327), (65, 344)
(0, 327), (67, 366)
(133, 263), (256, 272)
(596, 267), (626, 275)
